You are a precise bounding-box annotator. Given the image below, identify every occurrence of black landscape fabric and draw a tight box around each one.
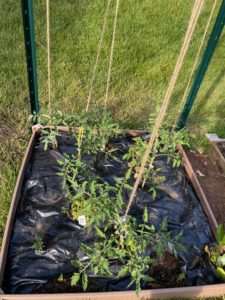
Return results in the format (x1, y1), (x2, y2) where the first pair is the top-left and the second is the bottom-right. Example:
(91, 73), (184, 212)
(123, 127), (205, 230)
(3, 133), (217, 293)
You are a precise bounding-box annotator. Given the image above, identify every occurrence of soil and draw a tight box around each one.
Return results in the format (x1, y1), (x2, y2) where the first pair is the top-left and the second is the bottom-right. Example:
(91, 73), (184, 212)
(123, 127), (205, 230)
(35, 252), (183, 293)
(149, 252), (184, 288)
(218, 143), (225, 159)
(34, 275), (102, 294)
(185, 149), (225, 227)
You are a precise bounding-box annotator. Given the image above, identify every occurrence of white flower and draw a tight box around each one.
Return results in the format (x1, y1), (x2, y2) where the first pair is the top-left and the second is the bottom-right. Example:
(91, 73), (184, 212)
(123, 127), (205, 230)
(78, 215), (86, 226)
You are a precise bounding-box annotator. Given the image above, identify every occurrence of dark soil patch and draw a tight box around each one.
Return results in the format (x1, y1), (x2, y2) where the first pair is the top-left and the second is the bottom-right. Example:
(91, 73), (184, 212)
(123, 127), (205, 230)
(218, 142), (225, 159)
(34, 274), (102, 294)
(149, 252), (184, 288)
(185, 149), (225, 227)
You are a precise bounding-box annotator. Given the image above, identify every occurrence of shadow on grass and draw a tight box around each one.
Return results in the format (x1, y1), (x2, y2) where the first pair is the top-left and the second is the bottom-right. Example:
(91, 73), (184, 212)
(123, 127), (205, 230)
(189, 68), (225, 136)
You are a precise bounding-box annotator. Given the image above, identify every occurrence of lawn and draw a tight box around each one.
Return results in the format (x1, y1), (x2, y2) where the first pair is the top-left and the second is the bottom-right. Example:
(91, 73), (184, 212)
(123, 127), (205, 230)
(0, 0), (225, 254)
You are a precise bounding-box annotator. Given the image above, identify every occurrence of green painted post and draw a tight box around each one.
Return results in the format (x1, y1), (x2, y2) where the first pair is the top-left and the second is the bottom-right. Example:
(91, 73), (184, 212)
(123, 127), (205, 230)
(21, 0), (40, 119)
(177, 0), (225, 129)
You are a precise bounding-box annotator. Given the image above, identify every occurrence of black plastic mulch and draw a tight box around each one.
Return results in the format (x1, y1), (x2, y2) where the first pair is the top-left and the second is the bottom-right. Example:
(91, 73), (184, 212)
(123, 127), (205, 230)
(3, 133), (217, 294)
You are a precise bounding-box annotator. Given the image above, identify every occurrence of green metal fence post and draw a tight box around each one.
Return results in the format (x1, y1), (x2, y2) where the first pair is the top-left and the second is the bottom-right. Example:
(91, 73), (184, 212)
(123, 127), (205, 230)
(177, 0), (225, 130)
(21, 0), (40, 119)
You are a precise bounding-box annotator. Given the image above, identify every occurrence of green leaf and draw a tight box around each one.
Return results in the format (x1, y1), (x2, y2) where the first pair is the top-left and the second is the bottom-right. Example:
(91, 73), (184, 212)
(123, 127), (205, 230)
(57, 172), (64, 176)
(82, 181), (88, 190)
(124, 183), (132, 190)
(118, 266), (129, 278)
(57, 274), (64, 282)
(117, 192), (123, 207)
(71, 259), (82, 268)
(176, 243), (187, 253)
(211, 254), (217, 264)
(160, 217), (168, 231)
(217, 254), (225, 267)
(43, 141), (48, 151)
(80, 243), (93, 252)
(125, 168), (132, 180)
(222, 235), (225, 245)
(90, 181), (96, 194)
(216, 224), (225, 242)
(149, 187), (157, 199)
(82, 272), (88, 291)
(144, 224), (155, 232)
(41, 129), (49, 134)
(135, 284), (141, 295)
(102, 258), (111, 274)
(57, 159), (65, 165)
(174, 230), (183, 240)
(216, 267), (225, 281)
(71, 273), (80, 286)
(177, 160), (181, 167)
(95, 226), (106, 238)
(127, 277), (136, 288)
(143, 275), (153, 282)
(154, 244), (163, 259)
(178, 272), (185, 281)
(73, 192), (83, 200)
(143, 206), (148, 223)
(93, 266), (99, 275)
(172, 160), (177, 168)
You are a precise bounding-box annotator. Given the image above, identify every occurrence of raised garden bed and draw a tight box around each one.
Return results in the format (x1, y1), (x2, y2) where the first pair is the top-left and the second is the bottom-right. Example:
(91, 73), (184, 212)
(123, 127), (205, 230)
(0, 128), (225, 299)
(218, 143), (225, 159)
(210, 139), (225, 174)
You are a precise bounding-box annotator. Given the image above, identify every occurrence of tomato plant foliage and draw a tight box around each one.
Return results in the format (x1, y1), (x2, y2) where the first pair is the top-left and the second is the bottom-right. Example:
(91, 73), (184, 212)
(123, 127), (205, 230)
(34, 109), (189, 293)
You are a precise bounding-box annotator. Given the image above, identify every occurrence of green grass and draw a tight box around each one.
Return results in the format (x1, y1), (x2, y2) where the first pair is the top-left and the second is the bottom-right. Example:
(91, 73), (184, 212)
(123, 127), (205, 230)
(0, 0), (225, 265)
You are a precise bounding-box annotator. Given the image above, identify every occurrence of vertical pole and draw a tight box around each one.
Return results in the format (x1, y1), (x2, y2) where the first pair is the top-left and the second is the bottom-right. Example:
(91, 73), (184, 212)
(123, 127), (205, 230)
(21, 0), (40, 119)
(177, 0), (225, 129)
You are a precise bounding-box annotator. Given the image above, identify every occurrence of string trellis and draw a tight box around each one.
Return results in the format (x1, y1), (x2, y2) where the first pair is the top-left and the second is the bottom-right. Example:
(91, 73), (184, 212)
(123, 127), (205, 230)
(125, 0), (205, 216)
(44, 0), (216, 217)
